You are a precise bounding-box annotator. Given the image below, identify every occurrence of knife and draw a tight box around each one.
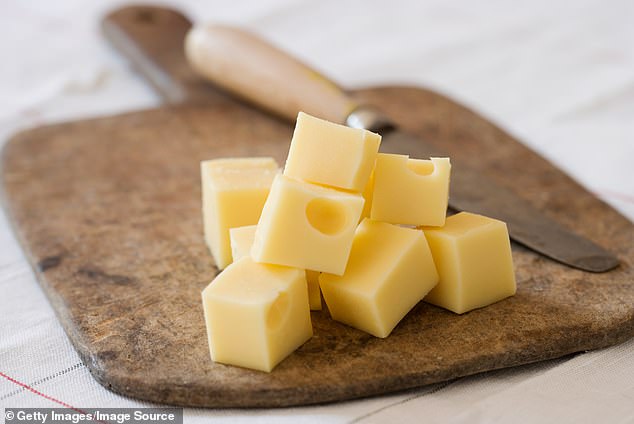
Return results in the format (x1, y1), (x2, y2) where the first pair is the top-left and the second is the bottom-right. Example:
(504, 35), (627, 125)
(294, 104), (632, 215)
(183, 25), (618, 273)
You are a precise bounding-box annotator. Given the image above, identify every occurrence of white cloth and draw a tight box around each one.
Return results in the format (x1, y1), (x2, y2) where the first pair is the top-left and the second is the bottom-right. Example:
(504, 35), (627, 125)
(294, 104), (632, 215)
(1, 0), (633, 422)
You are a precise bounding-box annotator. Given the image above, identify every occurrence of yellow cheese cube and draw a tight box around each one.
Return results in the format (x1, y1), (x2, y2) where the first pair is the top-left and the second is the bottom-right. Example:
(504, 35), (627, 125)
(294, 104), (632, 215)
(320, 219), (439, 338)
(284, 112), (381, 192)
(201, 257), (312, 372)
(201, 158), (278, 270)
(229, 225), (257, 262)
(230, 225), (322, 311)
(252, 174), (364, 275)
(371, 154), (451, 227)
(305, 270), (322, 311)
(422, 212), (516, 314)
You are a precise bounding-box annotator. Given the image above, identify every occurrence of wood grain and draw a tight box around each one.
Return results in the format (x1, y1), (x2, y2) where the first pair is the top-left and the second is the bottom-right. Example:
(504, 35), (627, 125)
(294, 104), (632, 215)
(1, 85), (633, 407)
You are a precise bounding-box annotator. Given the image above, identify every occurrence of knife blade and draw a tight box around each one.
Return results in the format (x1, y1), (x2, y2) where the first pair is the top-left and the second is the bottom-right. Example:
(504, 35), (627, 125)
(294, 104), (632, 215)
(184, 24), (619, 272)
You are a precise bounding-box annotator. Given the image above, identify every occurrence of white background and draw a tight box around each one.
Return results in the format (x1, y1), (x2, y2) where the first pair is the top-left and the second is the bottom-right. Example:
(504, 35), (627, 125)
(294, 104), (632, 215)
(1, 0), (633, 422)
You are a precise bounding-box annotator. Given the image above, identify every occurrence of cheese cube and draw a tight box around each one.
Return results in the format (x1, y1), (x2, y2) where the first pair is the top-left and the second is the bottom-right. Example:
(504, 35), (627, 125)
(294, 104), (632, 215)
(284, 112), (381, 192)
(252, 174), (364, 275)
(229, 225), (257, 262)
(371, 154), (450, 227)
(305, 270), (322, 311)
(320, 219), (439, 338)
(230, 224), (322, 310)
(422, 212), (516, 314)
(201, 158), (278, 270)
(201, 257), (312, 372)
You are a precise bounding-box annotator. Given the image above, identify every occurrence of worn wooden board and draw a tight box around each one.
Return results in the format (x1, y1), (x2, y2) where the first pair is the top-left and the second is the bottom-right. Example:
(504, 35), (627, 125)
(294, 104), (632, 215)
(1, 5), (633, 408)
(2, 86), (633, 407)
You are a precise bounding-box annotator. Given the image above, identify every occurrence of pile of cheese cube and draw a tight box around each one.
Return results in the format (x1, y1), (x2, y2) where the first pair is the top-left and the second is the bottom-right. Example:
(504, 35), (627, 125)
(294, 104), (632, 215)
(200, 112), (516, 372)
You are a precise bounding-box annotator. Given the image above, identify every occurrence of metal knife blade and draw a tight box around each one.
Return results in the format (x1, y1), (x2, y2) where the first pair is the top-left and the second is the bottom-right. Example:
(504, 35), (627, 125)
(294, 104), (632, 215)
(380, 129), (619, 272)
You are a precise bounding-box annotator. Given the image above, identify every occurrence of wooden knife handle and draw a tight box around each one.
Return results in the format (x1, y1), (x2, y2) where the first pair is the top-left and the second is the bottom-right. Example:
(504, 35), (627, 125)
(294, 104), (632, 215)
(185, 24), (359, 123)
(102, 6), (226, 105)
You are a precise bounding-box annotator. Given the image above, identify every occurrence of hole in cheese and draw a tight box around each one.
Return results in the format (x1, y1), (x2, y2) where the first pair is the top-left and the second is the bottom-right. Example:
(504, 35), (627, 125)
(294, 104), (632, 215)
(305, 198), (349, 236)
(406, 159), (434, 176)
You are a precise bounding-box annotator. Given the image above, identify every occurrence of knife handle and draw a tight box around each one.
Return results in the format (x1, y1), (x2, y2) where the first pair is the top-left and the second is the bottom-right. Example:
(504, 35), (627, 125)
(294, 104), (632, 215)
(185, 25), (360, 124)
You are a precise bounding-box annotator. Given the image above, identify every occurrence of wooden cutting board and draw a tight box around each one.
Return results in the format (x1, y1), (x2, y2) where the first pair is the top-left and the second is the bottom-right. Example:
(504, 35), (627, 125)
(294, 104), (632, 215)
(1, 6), (632, 408)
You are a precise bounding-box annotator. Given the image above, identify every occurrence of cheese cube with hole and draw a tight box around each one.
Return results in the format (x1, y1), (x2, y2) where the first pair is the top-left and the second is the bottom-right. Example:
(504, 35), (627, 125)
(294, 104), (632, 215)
(201, 256), (312, 372)
(421, 212), (516, 314)
(371, 154), (450, 227)
(305, 270), (322, 311)
(230, 224), (322, 310)
(252, 174), (364, 275)
(284, 112), (381, 192)
(201, 158), (278, 270)
(320, 219), (439, 338)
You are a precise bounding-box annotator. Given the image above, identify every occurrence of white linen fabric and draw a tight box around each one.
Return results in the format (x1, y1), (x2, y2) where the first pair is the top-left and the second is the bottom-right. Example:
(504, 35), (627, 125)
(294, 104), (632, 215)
(1, 0), (633, 422)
